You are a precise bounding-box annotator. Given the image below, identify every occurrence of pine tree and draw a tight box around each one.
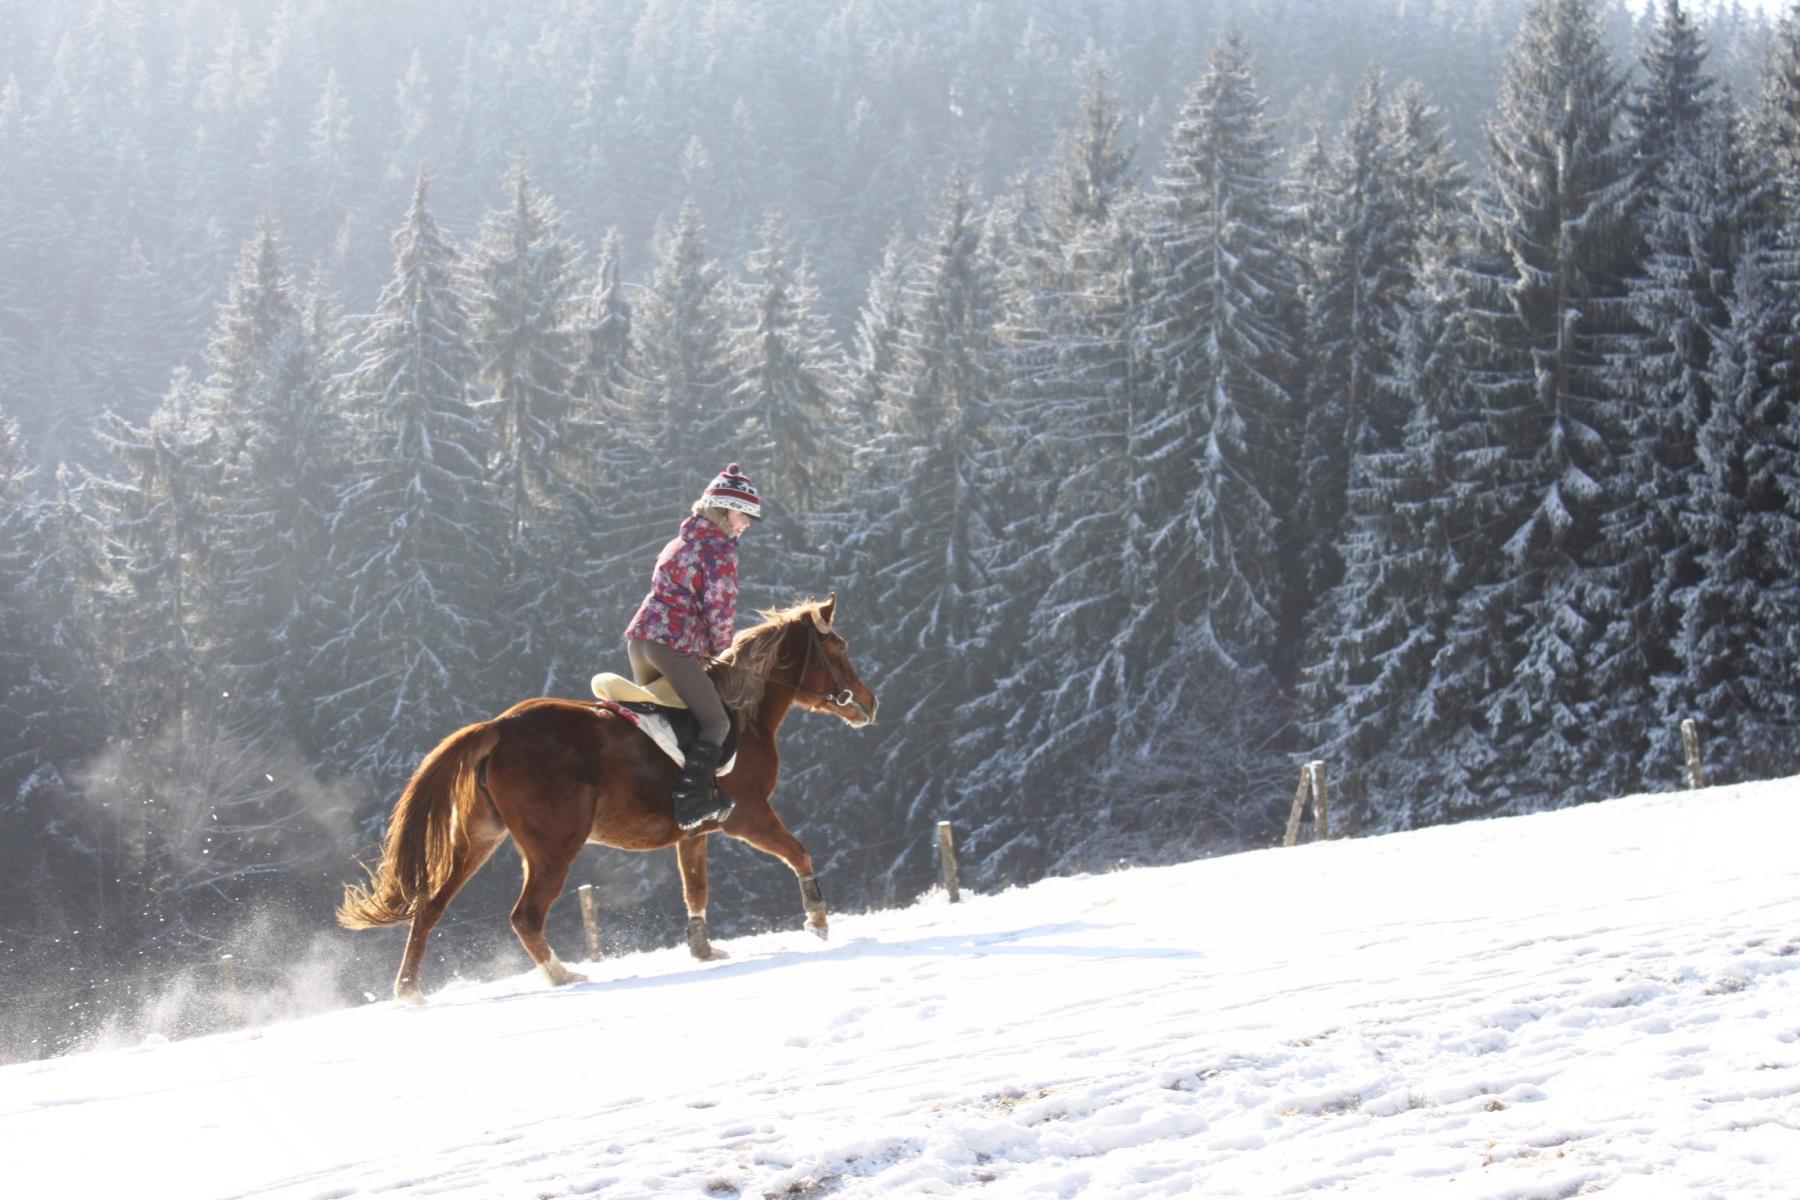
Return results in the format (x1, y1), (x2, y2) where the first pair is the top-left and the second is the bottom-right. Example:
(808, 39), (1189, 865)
(209, 295), (345, 745)
(86, 373), (216, 738)
(1448, 0), (1642, 806)
(1140, 28), (1298, 685)
(0, 407), (47, 791)
(1042, 57), (1139, 248)
(1294, 66), (1410, 608)
(0, 449), (106, 958)
(464, 160), (593, 697)
(602, 201), (738, 632)
(196, 215), (300, 438)
(725, 211), (851, 570)
(843, 227), (913, 451)
(834, 169), (1009, 873)
(1305, 253), (1490, 830)
(1612, 3), (1753, 764)
(1748, 3), (1800, 211)
(1685, 224), (1800, 780)
(971, 65), (1153, 873)
(1300, 81), (1474, 830)
(575, 228), (633, 419)
(319, 169), (502, 800)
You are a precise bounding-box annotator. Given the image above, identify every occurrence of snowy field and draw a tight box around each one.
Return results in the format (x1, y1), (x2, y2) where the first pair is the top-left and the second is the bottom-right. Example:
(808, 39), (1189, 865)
(3, 778), (1798, 1199)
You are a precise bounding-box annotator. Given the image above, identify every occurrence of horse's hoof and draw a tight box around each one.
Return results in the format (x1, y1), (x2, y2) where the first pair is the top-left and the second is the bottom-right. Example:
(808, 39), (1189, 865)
(542, 962), (588, 987)
(807, 919), (829, 941)
(394, 989), (426, 1006)
(705, 946), (732, 961)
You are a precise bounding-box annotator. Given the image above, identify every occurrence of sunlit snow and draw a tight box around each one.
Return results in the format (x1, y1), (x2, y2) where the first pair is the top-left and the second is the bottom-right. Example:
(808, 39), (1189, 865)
(4, 777), (1797, 1198)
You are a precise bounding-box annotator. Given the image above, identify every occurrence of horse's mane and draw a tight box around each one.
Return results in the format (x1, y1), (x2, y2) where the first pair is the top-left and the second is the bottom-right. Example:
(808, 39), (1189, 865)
(711, 598), (829, 718)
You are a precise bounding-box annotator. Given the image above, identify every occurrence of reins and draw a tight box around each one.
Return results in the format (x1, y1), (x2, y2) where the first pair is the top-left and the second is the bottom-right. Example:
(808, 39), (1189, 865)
(708, 622), (860, 710)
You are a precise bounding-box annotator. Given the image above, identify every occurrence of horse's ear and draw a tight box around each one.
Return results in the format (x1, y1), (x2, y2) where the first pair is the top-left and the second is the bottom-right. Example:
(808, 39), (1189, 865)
(813, 593), (838, 632)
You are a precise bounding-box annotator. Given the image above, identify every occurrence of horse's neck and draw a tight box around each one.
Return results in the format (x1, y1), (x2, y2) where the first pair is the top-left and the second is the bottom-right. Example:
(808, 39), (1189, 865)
(750, 627), (804, 738)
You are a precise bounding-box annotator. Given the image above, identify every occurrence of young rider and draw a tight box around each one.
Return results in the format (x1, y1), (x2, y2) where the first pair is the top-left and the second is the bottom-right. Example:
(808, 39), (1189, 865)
(623, 464), (761, 830)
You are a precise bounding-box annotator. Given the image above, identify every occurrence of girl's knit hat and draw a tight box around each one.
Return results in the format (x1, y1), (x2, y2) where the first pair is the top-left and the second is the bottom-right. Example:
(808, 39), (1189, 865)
(702, 463), (762, 519)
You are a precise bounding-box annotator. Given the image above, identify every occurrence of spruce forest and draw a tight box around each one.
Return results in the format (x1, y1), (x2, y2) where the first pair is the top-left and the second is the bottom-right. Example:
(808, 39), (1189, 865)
(3, 0), (1799, 1061)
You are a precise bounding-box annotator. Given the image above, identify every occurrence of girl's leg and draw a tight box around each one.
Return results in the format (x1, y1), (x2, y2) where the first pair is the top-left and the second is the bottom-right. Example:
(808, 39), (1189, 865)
(629, 639), (730, 746)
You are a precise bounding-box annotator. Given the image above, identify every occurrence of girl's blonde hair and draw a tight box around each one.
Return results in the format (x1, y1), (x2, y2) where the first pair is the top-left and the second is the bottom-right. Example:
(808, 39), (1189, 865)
(691, 501), (743, 532)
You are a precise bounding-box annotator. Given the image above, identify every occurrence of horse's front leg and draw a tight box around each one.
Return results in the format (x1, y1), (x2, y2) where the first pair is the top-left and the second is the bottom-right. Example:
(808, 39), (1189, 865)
(726, 810), (828, 941)
(675, 835), (729, 961)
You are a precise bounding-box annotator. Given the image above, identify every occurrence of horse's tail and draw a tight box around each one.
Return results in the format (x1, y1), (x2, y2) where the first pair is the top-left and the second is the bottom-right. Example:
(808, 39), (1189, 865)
(337, 721), (501, 931)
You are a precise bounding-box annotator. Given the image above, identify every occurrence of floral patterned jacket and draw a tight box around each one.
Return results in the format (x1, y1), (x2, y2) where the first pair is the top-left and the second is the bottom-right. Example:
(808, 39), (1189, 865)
(623, 515), (740, 657)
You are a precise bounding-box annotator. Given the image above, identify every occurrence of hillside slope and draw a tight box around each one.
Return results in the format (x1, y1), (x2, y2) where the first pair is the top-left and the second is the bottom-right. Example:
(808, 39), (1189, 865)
(4, 779), (1798, 1198)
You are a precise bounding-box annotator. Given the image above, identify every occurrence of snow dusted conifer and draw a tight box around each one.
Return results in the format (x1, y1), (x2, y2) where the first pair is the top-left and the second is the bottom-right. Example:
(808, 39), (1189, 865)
(726, 211), (852, 545)
(198, 215), (298, 432)
(2, 453), (104, 837)
(86, 370), (218, 738)
(1301, 80), (1474, 830)
(209, 291), (345, 745)
(1748, 3), (1800, 210)
(1608, 4), (1756, 763)
(465, 160), (594, 697)
(1304, 251), (1490, 830)
(1448, 0), (1642, 806)
(576, 227), (633, 417)
(0, 407), (47, 787)
(843, 227), (912, 450)
(1140, 28), (1297, 683)
(837, 168), (1008, 843)
(1294, 67), (1410, 607)
(612, 200), (737, 557)
(1043, 56), (1138, 249)
(971, 65), (1153, 871)
(1685, 223), (1800, 778)
(319, 168), (500, 799)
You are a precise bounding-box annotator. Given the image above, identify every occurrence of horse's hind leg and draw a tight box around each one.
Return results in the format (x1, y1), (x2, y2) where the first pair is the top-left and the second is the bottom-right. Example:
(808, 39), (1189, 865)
(510, 836), (589, 987)
(726, 815), (828, 941)
(395, 820), (507, 1003)
(676, 835), (728, 961)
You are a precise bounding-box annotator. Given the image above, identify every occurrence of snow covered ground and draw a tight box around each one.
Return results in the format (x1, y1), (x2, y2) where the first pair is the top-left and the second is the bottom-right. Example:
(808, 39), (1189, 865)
(4, 778), (1798, 1199)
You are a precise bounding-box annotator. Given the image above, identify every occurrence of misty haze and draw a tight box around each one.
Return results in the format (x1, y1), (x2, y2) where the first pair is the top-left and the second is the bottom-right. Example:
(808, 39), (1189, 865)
(2, 0), (1799, 1091)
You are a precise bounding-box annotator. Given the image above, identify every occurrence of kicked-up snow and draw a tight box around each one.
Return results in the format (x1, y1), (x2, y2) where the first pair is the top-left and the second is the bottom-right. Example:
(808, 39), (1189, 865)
(3, 778), (1798, 1198)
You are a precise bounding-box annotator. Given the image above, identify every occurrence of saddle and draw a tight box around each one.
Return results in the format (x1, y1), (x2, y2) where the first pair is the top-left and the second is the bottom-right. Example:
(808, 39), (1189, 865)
(589, 673), (741, 773)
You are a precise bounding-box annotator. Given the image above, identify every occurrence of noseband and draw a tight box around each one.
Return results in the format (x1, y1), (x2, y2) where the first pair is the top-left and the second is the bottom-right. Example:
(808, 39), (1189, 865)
(710, 622), (864, 717)
(795, 623), (860, 710)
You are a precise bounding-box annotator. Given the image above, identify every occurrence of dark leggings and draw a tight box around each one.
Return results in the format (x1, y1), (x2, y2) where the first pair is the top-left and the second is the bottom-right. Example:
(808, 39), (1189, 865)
(626, 638), (730, 747)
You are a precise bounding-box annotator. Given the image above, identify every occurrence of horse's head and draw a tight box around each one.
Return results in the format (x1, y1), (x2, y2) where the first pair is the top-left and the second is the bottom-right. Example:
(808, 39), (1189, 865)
(718, 595), (880, 727)
(789, 594), (879, 727)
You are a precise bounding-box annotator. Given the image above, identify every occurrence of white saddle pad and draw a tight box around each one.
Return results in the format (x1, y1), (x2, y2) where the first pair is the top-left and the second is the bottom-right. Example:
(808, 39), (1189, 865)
(591, 672), (684, 707)
(589, 673), (737, 775)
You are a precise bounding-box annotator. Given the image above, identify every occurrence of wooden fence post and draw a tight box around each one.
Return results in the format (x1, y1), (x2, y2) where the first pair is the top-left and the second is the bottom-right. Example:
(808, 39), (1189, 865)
(1284, 766), (1312, 847)
(1308, 760), (1332, 841)
(937, 820), (961, 903)
(219, 954), (240, 1025)
(1681, 719), (1705, 789)
(578, 884), (601, 961)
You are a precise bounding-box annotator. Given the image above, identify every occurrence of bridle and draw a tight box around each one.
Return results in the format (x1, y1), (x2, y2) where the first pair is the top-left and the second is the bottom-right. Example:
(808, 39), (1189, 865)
(709, 621), (871, 722)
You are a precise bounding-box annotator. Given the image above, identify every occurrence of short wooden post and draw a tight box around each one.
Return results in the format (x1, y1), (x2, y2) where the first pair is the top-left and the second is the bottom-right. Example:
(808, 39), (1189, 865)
(1308, 760), (1332, 841)
(1283, 765), (1311, 847)
(1681, 719), (1705, 789)
(936, 820), (961, 903)
(219, 954), (240, 1025)
(578, 884), (601, 961)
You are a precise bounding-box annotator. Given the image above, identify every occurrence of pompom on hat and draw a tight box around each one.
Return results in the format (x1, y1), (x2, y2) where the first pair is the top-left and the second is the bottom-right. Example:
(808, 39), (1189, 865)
(701, 463), (762, 520)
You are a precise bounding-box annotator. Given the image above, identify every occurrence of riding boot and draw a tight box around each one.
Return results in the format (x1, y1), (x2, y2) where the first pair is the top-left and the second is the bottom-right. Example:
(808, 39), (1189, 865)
(671, 740), (731, 831)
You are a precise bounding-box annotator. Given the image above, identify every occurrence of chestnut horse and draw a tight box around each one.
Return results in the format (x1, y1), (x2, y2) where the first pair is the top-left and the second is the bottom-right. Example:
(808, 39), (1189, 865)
(337, 595), (878, 1002)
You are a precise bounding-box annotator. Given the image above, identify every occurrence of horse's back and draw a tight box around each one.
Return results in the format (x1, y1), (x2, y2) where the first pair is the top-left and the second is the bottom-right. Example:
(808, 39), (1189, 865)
(487, 696), (683, 850)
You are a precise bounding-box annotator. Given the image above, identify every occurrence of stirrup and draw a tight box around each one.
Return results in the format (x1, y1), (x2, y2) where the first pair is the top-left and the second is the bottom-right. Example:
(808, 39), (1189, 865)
(675, 789), (734, 831)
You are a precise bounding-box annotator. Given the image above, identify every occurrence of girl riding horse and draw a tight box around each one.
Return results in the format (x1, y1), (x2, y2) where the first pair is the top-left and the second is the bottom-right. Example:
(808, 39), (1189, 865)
(623, 464), (761, 830)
